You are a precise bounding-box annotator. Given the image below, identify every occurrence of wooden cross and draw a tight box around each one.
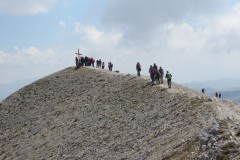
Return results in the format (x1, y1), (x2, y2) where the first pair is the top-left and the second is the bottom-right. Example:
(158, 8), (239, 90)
(75, 48), (82, 60)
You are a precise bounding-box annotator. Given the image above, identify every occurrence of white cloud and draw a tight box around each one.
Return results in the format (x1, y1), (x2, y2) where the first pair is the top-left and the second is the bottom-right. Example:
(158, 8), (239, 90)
(0, 51), (7, 64)
(0, 0), (58, 15)
(0, 47), (58, 66)
(73, 23), (123, 54)
(0, 46), (73, 83)
(59, 20), (66, 28)
(70, 18), (240, 82)
(102, 0), (229, 42)
(198, 2), (240, 55)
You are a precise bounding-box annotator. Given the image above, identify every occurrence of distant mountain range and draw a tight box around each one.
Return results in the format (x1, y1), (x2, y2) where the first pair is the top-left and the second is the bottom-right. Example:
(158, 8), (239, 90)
(183, 78), (240, 102)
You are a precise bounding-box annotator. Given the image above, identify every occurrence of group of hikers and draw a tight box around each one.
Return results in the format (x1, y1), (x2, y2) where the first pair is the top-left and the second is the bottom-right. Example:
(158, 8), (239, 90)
(202, 89), (222, 98)
(136, 62), (172, 88)
(96, 59), (103, 69)
(75, 56), (95, 68)
(215, 92), (222, 98)
(75, 54), (172, 89)
(75, 56), (114, 71)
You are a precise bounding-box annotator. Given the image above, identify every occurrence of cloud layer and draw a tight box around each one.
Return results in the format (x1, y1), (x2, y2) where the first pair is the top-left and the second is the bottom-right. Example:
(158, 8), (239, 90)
(1, 0), (240, 84)
(102, 0), (229, 41)
(0, 0), (57, 15)
(0, 46), (71, 83)
(73, 1), (240, 82)
(0, 47), (58, 65)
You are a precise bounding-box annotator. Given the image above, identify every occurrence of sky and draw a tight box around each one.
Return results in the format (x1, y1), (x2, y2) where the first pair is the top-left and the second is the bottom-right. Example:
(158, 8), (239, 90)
(1, 0), (240, 84)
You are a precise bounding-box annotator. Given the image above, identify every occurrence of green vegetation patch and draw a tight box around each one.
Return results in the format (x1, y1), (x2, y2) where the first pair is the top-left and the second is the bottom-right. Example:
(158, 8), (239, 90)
(221, 142), (240, 150)
(219, 120), (228, 128)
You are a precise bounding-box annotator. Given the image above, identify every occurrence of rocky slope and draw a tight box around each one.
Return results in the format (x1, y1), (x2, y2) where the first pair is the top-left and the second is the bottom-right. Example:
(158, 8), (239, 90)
(0, 67), (240, 160)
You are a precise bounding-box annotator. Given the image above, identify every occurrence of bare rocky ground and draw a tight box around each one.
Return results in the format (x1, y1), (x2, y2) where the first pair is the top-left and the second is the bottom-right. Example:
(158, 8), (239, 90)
(0, 67), (240, 160)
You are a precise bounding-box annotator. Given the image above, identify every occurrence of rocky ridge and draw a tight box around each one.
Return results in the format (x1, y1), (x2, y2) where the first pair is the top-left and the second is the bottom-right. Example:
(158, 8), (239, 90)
(0, 67), (240, 159)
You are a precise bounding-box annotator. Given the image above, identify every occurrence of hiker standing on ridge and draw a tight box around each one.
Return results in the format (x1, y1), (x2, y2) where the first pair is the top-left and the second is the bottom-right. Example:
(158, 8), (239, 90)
(149, 65), (155, 83)
(219, 92), (221, 98)
(96, 60), (99, 68)
(165, 71), (172, 89)
(99, 59), (102, 68)
(153, 63), (158, 70)
(108, 62), (113, 71)
(102, 62), (105, 69)
(81, 57), (85, 66)
(155, 69), (160, 84)
(111, 62), (113, 71)
(85, 56), (89, 66)
(136, 62), (141, 76)
(215, 92), (218, 98)
(159, 66), (164, 84)
(75, 57), (79, 69)
(90, 58), (95, 67)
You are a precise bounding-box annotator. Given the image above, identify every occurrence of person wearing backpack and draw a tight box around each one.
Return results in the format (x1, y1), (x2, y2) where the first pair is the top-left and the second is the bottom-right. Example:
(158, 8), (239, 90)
(136, 62), (141, 76)
(165, 71), (172, 89)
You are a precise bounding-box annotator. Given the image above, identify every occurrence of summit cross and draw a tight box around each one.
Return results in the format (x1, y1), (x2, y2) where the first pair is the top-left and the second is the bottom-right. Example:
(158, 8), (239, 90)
(75, 48), (82, 60)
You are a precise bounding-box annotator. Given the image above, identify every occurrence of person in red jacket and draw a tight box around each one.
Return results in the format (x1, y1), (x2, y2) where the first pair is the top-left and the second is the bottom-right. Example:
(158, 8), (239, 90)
(89, 58), (95, 67)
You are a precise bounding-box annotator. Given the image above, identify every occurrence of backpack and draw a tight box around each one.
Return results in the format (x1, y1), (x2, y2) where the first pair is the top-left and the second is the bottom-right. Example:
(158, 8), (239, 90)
(166, 73), (172, 79)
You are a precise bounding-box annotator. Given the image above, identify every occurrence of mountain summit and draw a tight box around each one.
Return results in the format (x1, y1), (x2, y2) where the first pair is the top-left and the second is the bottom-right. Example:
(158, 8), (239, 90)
(1, 67), (240, 159)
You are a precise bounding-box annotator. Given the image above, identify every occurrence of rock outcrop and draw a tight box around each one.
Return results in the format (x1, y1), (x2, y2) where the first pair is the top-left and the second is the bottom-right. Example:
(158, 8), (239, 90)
(0, 67), (240, 159)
